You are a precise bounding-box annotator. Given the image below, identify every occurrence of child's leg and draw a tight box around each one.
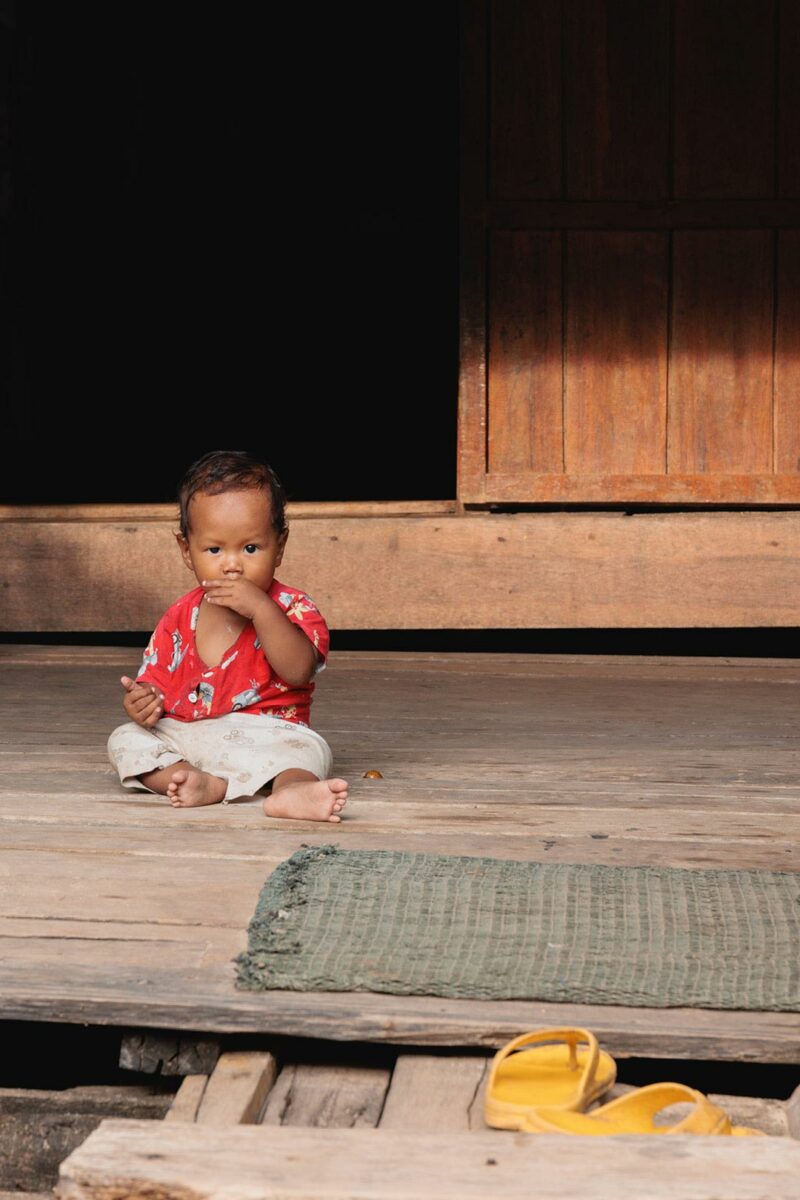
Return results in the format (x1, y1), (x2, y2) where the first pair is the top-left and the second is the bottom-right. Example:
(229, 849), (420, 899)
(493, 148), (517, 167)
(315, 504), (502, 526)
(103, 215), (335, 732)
(107, 721), (227, 809)
(140, 761), (227, 809)
(265, 769), (348, 823)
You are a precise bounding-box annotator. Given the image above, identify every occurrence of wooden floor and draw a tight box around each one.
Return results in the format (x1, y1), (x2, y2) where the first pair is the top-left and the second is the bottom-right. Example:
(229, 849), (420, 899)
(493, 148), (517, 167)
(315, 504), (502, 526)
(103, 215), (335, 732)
(1, 645), (799, 1061)
(58, 1049), (800, 1198)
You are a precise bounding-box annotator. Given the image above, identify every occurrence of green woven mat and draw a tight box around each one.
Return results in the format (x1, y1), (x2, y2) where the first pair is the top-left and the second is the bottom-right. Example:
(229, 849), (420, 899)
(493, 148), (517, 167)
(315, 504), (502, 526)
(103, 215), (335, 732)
(235, 846), (800, 1010)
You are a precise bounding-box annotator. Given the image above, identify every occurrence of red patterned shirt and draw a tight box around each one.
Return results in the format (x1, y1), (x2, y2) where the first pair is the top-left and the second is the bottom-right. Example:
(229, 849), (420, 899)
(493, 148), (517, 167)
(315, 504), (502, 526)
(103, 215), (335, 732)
(136, 580), (328, 726)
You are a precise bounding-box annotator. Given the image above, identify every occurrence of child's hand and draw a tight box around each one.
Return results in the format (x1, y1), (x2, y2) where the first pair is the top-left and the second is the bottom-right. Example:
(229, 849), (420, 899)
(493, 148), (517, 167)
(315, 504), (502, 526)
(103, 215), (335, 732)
(202, 578), (269, 620)
(121, 675), (164, 728)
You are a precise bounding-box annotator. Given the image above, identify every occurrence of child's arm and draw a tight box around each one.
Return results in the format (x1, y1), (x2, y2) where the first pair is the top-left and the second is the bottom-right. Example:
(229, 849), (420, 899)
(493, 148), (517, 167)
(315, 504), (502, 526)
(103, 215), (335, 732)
(121, 616), (172, 725)
(203, 579), (317, 686)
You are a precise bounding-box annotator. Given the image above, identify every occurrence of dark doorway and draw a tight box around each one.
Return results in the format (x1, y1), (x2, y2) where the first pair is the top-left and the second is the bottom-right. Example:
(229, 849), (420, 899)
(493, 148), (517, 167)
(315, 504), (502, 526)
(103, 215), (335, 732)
(4, 6), (458, 504)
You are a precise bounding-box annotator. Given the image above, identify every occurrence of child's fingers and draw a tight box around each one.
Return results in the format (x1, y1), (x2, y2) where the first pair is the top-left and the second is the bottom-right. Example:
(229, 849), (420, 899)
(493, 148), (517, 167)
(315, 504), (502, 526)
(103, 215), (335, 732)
(130, 691), (163, 717)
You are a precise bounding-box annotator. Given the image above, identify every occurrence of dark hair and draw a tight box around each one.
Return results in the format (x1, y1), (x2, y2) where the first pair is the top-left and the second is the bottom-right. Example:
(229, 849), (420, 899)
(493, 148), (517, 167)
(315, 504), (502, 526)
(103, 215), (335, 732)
(177, 451), (287, 539)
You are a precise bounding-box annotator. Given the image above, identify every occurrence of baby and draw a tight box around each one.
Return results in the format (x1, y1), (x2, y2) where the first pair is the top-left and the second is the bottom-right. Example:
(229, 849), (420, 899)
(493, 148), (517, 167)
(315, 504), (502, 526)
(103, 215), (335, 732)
(107, 450), (348, 822)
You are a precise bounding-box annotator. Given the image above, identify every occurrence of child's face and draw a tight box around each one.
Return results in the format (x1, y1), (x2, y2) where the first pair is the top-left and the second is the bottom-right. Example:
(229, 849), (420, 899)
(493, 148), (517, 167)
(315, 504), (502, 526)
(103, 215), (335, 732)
(178, 487), (287, 594)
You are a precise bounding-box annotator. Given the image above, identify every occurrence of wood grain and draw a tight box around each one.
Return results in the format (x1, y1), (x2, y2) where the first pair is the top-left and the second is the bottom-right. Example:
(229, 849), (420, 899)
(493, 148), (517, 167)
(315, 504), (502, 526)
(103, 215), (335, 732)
(262, 1064), (390, 1129)
(0, 649), (798, 1056)
(195, 1052), (277, 1125)
(457, 0), (488, 503)
(4, 510), (800, 630)
(669, 232), (774, 475)
(779, 0), (800, 196)
(489, 0), (562, 199)
(674, 0), (775, 198)
(775, 230), (800, 474)
(488, 231), (562, 473)
(565, 0), (668, 200)
(165, 1075), (207, 1123)
(379, 1056), (489, 1132)
(565, 232), (668, 475)
(57, 1120), (800, 1199)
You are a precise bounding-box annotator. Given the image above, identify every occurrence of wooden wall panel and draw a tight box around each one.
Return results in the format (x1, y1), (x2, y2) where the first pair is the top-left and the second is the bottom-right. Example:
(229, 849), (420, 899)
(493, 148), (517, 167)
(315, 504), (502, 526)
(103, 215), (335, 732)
(669, 232), (774, 475)
(779, 0), (800, 196)
(565, 0), (669, 200)
(565, 233), (668, 475)
(3, 509), (800, 630)
(775, 231), (800, 474)
(674, 0), (775, 198)
(488, 233), (563, 474)
(464, 1), (800, 505)
(489, 0), (562, 199)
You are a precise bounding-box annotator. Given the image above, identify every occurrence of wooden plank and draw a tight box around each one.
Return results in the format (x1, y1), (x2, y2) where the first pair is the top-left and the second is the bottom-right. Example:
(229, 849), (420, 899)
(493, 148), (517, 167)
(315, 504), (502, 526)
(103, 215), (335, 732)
(57, 1121), (800, 1200)
(775, 231), (800, 474)
(487, 199), (800, 229)
(475, 471), (800, 502)
(6, 643), (800, 680)
(786, 1083), (800, 1139)
(489, 0), (561, 199)
(165, 1074), (207, 1122)
(4, 511), (800, 629)
(487, 231), (562, 473)
(565, 0), (668, 200)
(379, 1056), (488, 1132)
(457, 0), (488, 503)
(669, 232), (774, 476)
(119, 1034), (219, 1077)
(195, 1051), (277, 1125)
(565, 232), (668, 475)
(262, 1064), (390, 1128)
(674, 0), (775, 198)
(779, 0), (800, 196)
(0, 501), (458, 522)
(0, 649), (798, 1055)
(1, 957), (797, 1061)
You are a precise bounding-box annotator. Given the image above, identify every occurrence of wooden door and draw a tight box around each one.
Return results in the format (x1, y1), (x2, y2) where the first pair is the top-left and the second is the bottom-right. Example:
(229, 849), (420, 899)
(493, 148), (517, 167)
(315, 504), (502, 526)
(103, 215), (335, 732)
(459, 0), (800, 504)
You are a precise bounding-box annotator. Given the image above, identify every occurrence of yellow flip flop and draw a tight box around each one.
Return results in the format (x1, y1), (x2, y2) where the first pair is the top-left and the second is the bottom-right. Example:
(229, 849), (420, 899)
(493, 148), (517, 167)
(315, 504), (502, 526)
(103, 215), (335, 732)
(522, 1082), (764, 1136)
(484, 1028), (617, 1131)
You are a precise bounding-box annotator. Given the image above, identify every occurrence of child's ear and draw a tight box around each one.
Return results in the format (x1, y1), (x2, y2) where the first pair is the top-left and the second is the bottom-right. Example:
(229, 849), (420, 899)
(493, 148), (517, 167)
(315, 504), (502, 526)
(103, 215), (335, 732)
(275, 529), (288, 567)
(175, 532), (193, 571)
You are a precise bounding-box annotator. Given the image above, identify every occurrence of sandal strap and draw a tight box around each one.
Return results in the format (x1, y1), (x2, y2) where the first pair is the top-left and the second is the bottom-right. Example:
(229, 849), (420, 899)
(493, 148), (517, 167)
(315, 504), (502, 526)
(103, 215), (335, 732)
(488, 1027), (600, 1098)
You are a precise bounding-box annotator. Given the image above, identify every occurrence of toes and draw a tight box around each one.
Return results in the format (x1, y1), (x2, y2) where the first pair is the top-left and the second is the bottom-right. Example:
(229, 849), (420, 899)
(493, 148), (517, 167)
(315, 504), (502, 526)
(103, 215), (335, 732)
(172, 769), (189, 784)
(327, 813), (342, 823)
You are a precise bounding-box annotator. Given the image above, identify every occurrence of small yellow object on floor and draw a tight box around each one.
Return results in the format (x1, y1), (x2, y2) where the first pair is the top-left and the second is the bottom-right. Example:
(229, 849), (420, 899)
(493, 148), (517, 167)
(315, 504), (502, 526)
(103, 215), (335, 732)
(527, 1082), (764, 1136)
(484, 1027), (617, 1132)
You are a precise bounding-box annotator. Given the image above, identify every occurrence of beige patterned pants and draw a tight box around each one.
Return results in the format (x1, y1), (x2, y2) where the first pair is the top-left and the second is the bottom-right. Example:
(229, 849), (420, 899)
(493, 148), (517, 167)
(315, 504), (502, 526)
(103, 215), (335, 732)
(107, 713), (334, 802)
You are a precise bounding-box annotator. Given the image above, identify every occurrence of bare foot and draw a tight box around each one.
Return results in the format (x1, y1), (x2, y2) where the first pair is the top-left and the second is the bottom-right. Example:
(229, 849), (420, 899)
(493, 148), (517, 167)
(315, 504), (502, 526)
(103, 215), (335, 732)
(167, 768), (227, 808)
(263, 778), (349, 823)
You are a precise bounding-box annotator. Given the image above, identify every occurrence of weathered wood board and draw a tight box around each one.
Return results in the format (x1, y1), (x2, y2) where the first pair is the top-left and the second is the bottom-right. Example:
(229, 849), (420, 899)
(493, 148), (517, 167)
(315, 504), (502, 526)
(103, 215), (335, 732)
(3, 507), (800, 629)
(1, 647), (798, 1059)
(57, 1120), (800, 1200)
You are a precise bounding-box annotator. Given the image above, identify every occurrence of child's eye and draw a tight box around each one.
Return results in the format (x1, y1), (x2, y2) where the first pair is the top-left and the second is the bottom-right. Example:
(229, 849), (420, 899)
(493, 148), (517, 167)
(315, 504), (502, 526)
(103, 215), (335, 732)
(243, 544), (259, 555)
(207, 547), (221, 555)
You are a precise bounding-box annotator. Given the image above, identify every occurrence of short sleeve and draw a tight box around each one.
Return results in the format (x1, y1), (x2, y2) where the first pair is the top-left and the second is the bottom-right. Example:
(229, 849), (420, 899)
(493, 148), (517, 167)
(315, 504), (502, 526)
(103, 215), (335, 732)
(135, 613), (174, 696)
(275, 588), (330, 671)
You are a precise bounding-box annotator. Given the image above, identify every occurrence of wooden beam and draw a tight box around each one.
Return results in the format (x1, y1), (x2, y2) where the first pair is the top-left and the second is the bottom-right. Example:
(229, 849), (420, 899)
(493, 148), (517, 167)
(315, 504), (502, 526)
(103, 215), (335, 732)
(119, 1033), (219, 1076)
(57, 1121), (800, 1199)
(262, 1064), (390, 1128)
(195, 1052), (277, 1125)
(2, 508), (799, 629)
(164, 1075), (207, 1123)
(379, 1056), (489, 1131)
